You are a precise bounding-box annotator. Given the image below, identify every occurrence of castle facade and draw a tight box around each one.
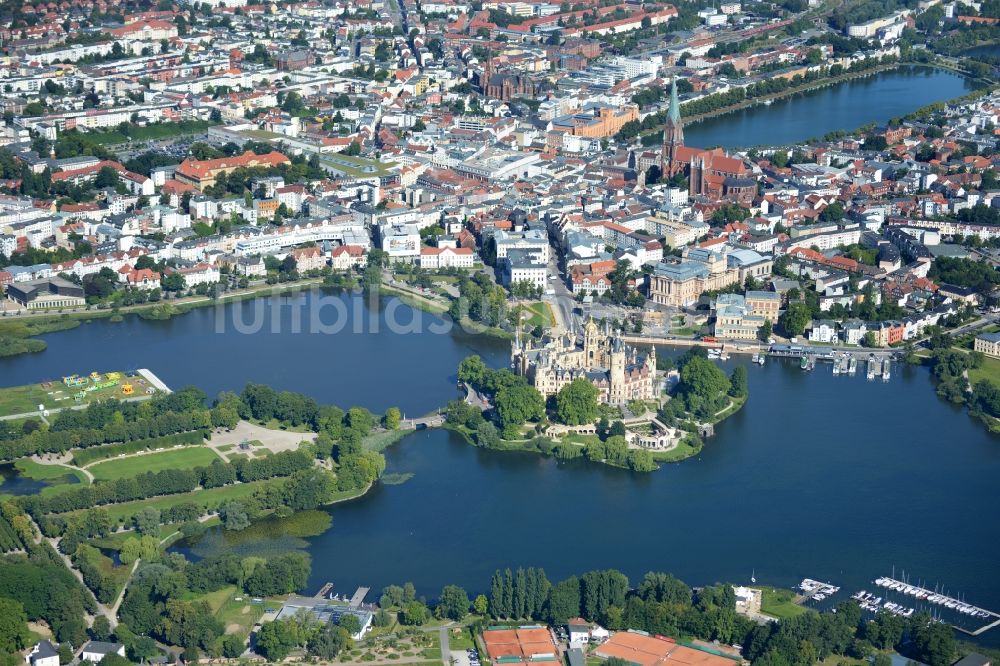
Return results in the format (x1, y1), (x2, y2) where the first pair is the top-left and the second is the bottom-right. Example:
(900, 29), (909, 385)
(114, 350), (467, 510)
(511, 318), (657, 405)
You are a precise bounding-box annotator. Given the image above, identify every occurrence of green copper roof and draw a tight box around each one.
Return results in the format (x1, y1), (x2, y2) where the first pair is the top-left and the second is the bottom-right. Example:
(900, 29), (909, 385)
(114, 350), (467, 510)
(668, 77), (680, 124)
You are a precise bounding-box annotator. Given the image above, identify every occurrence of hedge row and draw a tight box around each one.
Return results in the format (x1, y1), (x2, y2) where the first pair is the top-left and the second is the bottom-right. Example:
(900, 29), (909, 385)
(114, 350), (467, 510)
(20, 449), (313, 516)
(0, 410), (211, 461)
(70, 430), (208, 467)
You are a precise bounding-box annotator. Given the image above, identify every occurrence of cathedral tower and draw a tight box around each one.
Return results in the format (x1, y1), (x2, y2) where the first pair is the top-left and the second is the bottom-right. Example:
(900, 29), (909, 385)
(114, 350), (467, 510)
(660, 78), (684, 177)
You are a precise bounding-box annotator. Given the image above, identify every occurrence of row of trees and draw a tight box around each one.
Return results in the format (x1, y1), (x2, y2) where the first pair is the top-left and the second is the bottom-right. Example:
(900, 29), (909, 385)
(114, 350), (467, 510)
(473, 567), (955, 666)
(22, 449), (314, 517)
(489, 567), (551, 619)
(0, 408), (211, 460)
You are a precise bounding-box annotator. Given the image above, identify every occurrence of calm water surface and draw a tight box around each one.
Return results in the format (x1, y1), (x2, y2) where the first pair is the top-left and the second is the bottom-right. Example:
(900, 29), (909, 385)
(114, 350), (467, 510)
(0, 290), (507, 415)
(290, 358), (1000, 623)
(686, 66), (977, 149)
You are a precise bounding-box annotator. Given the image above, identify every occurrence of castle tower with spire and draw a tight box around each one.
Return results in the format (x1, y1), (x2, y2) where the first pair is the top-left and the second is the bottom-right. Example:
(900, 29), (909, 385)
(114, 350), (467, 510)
(609, 336), (627, 403)
(660, 78), (684, 177)
(583, 317), (602, 366)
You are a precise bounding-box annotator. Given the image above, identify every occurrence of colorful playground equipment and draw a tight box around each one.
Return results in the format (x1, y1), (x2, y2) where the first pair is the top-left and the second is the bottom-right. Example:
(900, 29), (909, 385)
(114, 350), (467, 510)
(63, 374), (88, 387)
(63, 371), (123, 393)
(121, 384), (134, 395)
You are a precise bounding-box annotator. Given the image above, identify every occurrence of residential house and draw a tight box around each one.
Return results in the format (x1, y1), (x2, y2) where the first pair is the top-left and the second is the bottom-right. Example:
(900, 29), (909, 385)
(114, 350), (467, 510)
(171, 263), (220, 287)
(80, 643), (125, 664)
(289, 247), (327, 272)
(25, 641), (60, 666)
(331, 245), (368, 271)
(235, 256), (266, 277)
(419, 246), (475, 269)
(808, 320), (838, 344)
(118, 265), (161, 289)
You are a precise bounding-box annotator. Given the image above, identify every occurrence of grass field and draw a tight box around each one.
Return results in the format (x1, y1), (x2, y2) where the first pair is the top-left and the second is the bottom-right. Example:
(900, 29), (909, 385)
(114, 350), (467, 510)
(446, 627), (476, 650)
(967, 353), (1000, 388)
(760, 587), (810, 619)
(362, 428), (414, 452)
(89, 120), (217, 145)
(0, 371), (147, 416)
(651, 435), (703, 463)
(517, 302), (555, 329)
(817, 655), (867, 666)
(89, 446), (222, 480)
(88, 479), (277, 524)
(257, 418), (314, 433)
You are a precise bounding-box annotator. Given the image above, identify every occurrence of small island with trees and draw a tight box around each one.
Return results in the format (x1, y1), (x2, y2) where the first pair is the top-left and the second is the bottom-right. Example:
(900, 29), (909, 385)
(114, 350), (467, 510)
(446, 345), (747, 471)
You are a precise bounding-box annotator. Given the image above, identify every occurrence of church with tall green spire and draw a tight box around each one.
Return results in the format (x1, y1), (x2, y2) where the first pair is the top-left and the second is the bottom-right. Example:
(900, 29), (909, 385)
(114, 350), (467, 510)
(660, 77), (685, 177)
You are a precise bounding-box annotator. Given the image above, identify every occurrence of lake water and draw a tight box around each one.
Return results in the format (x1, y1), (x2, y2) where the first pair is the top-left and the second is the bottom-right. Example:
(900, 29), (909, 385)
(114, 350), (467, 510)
(0, 463), (48, 495)
(285, 357), (999, 638)
(961, 44), (1000, 60)
(685, 66), (978, 149)
(119, 293), (1000, 645)
(0, 290), (508, 415)
(0, 462), (79, 495)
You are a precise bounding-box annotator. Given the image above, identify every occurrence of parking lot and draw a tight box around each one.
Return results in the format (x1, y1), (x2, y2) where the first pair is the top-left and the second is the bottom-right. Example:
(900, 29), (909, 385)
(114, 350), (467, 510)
(450, 645), (480, 666)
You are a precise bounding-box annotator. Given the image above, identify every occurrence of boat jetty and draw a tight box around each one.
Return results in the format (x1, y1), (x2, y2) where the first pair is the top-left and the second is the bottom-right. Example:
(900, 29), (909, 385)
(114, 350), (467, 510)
(799, 578), (840, 602)
(867, 355), (880, 380)
(852, 590), (914, 617)
(873, 576), (1000, 635)
(768, 345), (894, 377)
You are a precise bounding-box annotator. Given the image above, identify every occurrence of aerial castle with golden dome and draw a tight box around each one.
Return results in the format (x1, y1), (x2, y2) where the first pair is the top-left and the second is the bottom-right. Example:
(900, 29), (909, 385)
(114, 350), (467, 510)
(511, 318), (657, 405)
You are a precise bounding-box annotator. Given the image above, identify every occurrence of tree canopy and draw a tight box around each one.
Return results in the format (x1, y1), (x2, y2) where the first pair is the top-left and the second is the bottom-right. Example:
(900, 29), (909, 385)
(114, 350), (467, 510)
(555, 379), (599, 425)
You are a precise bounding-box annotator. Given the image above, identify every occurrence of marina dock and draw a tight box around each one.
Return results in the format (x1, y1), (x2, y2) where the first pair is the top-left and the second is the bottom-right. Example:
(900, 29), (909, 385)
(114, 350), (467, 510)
(137, 368), (172, 394)
(874, 576), (1000, 635)
(349, 586), (370, 608)
(316, 582), (334, 599)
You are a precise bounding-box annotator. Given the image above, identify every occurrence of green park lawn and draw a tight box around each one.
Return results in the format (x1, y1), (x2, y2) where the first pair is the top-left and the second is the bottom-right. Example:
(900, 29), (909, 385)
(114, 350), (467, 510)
(562, 433), (600, 446)
(650, 435), (703, 463)
(257, 418), (315, 433)
(447, 627), (476, 650)
(89, 120), (217, 145)
(967, 353), (1000, 388)
(0, 372), (145, 416)
(518, 302), (555, 329)
(89, 479), (276, 524)
(215, 590), (266, 637)
(14, 458), (84, 482)
(760, 587), (810, 619)
(88, 446), (222, 480)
